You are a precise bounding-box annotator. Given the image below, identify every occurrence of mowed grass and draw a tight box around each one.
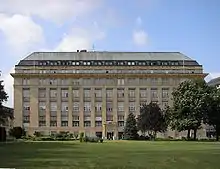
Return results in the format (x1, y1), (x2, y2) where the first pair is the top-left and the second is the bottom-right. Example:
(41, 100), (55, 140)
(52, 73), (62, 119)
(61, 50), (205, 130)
(0, 141), (220, 169)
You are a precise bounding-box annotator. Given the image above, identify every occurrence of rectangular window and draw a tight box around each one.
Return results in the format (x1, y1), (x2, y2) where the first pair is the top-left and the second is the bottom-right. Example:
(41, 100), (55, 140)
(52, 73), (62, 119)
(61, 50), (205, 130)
(72, 89), (79, 98)
(151, 88), (158, 98)
(117, 102), (124, 112)
(38, 88), (46, 98)
(118, 115), (124, 121)
(95, 102), (102, 112)
(162, 88), (169, 98)
(23, 102), (30, 111)
(61, 89), (69, 98)
(106, 102), (113, 112)
(84, 121), (91, 127)
(162, 78), (169, 85)
(61, 121), (68, 127)
(50, 89), (57, 98)
(106, 115), (113, 121)
(61, 79), (69, 85)
(39, 101), (46, 110)
(83, 89), (91, 98)
(117, 89), (124, 98)
(140, 88), (147, 98)
(106, 89), (113, 98)
(72, 116), (79, 121)
(50, 102), (57, 111)
(61, 102), (68, 111)
(73, 79), (80, 86)
(72, 121), (79, 127)
(129, 89), (135, 98)
(129, 102), (136, 112)
(49, 79), (57, 85)
(127, 78), (136, 85)
(151, 78), (158, 85)
(73, 102), (79, 112)
(95, 121), (102, 127)
(117, 79), (125, 85)
(84, 102), (91, 112)
(39, 79), (47, 85)
(162, 101), (169, 108)
(118, 121), (124, 127)
(95, 89), (102, 98)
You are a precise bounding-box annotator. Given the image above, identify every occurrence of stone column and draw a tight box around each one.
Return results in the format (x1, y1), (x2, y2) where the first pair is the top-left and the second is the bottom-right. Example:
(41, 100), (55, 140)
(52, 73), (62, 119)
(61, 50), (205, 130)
(57, 87), (61, 128)
(91, 87), (95, 128)
(30, 87), (38, 129)
(79, 87), (84, 132)
(14, 86), (23, 127)
(135, 88), (140, 116)
(46, 88), (50, 128)
(113, 87), (118, 139)
(102, 87), (106, 139)
(68, 86), (73, 128)
(124, 87), (129, 119)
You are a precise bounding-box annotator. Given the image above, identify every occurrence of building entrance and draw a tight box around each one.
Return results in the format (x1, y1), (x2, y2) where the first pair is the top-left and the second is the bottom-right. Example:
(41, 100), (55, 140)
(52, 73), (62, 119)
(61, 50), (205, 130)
(107, 132), (114, 140)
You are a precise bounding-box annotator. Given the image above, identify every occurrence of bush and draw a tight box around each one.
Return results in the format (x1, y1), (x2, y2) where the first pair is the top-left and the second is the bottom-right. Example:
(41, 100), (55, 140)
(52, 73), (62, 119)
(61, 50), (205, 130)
(9, 127), (26, 139)
(0, 127), (6, 142)
(100, 139), (103, 143)
(33, 131), (42, 137)
(79, 132), (84, 142)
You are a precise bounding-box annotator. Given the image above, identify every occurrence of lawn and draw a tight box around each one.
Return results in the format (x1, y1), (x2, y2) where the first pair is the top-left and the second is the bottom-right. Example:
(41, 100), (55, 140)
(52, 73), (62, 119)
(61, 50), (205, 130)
(0, 141), (220, 169)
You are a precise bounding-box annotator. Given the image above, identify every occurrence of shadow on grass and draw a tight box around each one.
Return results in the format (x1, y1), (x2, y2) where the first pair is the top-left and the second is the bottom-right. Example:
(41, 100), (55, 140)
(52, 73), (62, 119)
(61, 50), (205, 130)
(0, 141), (84, 169)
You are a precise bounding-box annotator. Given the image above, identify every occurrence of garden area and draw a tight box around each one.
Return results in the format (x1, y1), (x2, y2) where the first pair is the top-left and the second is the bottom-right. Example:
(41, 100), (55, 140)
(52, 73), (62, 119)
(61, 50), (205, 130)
(0, 141), (220, 169)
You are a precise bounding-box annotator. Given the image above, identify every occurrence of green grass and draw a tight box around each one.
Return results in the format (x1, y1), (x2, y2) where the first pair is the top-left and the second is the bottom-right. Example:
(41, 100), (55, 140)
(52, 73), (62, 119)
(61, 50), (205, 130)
(0, 141), (220, 169)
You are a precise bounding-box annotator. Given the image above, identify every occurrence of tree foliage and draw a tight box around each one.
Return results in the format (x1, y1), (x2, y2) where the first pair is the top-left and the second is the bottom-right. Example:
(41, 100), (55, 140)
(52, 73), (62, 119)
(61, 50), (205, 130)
(205, 87), (220, 141)
(9, 127), (26, 139)
(124, 113), (138, 140)
(0, 81), (8, 126)
(137, 102), (167, 139)
(169, 79), (211, 140)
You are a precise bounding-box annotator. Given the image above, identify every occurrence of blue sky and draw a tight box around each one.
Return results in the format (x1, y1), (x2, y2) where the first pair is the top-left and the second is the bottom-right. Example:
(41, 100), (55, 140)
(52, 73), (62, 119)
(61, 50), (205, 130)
(0, 0), (220, 107)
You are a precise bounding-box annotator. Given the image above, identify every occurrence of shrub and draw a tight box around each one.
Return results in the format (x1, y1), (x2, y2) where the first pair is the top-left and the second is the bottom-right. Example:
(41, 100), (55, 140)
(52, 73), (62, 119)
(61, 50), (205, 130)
(100, 139), (103, 143)
(9, 127), (26, 139)
(33, 131), (42, 137)
(0, 127), (6, 142)
(79, 132), (84, 142)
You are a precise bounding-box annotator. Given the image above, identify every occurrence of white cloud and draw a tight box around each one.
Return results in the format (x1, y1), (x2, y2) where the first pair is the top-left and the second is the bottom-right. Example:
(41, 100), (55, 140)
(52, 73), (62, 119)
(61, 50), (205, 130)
(0, 14), (44, 53)
(133, 30), (148, 46)
(0, 0), (102, 24)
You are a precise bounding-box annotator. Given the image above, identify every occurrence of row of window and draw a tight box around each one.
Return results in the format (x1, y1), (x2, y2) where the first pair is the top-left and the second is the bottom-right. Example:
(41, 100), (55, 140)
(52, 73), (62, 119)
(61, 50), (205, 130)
(18, 69), (201, 75)
(23, 77), (183, 86)
(37, 121), (125, 127)
(22, 88), (170, 99)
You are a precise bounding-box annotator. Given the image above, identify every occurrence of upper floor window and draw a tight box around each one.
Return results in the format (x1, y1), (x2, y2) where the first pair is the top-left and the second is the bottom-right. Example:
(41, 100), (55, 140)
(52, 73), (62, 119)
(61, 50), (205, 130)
(23, 88), (30, 98)
(23, 78), (30, 85)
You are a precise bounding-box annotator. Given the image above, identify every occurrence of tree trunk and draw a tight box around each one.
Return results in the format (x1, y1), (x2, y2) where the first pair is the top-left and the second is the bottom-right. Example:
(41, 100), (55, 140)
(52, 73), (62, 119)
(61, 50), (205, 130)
(193, 129), (197, 140)
(187, 129), (191, 140)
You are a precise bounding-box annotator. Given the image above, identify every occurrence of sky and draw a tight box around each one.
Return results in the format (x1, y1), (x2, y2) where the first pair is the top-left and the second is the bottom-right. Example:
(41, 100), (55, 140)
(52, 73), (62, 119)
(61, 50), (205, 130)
(0, 0), (220, 108)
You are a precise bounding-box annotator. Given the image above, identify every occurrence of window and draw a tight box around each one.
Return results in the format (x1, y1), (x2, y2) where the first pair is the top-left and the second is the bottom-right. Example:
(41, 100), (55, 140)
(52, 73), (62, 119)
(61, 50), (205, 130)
(95, 89), (102, 98)
(95, 121), (102, 127)
(50, 121), (57, 127)
(162, 88), (169, 98)
(73, 89), (79, 98)
(106, 89), (113, 98)
(38, 88), (46, 98)
(61, 102), (68, 111)
(39, 79), (47, 85)
(84, 102), (91, 112)
(50, 89), (57, 98)
(162, 101), (169, 108)
(106, 102), (113, 112)
(118, 121), (124, 127)
(83, 89), (91, 98)
(151, 88), (158, 98)
(39, 102), (46, 110)
(61, 89), (68, 98)
(73, 79), (80, 85)
(50, 102), (57, 111)
(129, 102), (135, 112)
(95, 102), (102, 112)
(84, 121), (91, 127)
(23, 78), (30, 85)
(106, 115), (113, 121)
(49, 79), (57, 85)
(127, 78), (136, 84)
(73, 102), (79, 112)
(72, 116), (79, 121)
(39, 121), (46, 127)
(118, 115), (124, 121)
(140, 88), (147, 98)
(117, 79), (125, 85)
(117, 102), (124, 112)
(73, 121), (79, 127)
(129, 89), (135, 98)
(61, 121), (68, 127)
(23, 102), (30, 111)
(117, 89), (124, 98)
(23, 88), (30, 98)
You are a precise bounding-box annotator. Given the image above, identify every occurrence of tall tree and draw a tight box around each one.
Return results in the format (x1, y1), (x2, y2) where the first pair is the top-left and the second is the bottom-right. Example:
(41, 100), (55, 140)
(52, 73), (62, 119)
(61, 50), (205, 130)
(137, 102), (167, 139)
(205, 87), (220, 141)
(124, 113), (138, 140)
(0, 81), (8, 126)
(169, 79), (210, 140)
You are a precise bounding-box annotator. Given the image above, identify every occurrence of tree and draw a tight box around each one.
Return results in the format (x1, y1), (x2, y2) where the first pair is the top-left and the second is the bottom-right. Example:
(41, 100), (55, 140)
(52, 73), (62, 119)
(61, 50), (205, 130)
(0, 81), (8, 126)
(9, 127), (26, 139)
(205, 87), (220, 141)
(124, 113), (138, 140)
(169, 79), (210, 140)
(137, 102), (167, 139)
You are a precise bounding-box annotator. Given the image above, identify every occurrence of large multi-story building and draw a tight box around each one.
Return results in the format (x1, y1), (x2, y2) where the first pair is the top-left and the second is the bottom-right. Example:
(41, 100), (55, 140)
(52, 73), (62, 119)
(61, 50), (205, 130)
(11, 51), (207, 139)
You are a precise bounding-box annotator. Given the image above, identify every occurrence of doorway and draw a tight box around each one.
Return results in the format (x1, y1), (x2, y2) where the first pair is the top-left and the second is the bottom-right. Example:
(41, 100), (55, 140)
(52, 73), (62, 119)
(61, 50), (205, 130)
(107, 132), (114, 140)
